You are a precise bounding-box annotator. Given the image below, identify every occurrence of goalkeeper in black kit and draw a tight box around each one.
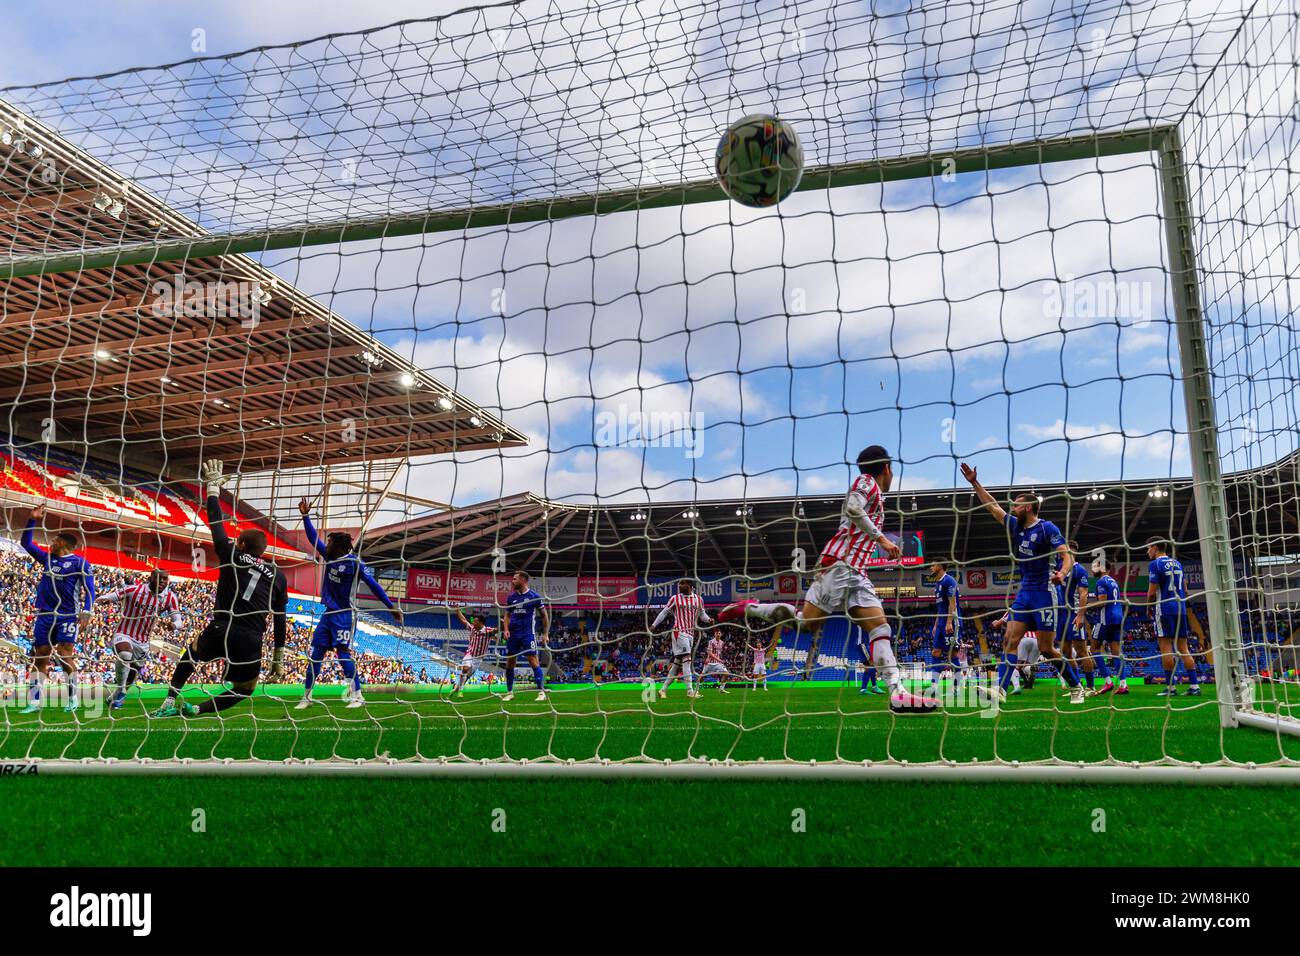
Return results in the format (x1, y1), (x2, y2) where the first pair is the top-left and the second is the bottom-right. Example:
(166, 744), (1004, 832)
(152, 459), (288, 718)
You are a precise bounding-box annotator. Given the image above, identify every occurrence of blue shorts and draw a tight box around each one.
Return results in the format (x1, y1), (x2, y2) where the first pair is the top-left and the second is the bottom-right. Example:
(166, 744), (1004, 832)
(1157, 612), (1189, 641)
(33, 615), (78, 648)
(1008, 590), (1056, 633)
(1096, 623), (1123, 644)
(312, 613), (355, 650)
(932, 622), (956, 652)
(1057, 610), (1085, 643)
(506, 634), (538, 658)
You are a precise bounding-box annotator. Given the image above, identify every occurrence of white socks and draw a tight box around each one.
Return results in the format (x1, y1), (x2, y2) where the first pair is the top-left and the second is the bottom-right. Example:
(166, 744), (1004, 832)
(869, 625), (901, 691)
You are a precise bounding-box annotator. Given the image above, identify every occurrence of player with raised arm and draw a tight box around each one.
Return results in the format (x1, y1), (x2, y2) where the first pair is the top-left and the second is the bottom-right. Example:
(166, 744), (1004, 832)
(501, 571), (549, 702)
(453, 608), (496, 697)
(654, 579), (711, 699)
(960, 463), (1085, 705)
(95, 569), (182, 710)
(1146, 537), (1200, 697)
(746, 630), (775, 690)
(295, 497), (404, 710)
(718, 446), (929, 711)
(698, 628), (731, 693)
(1054, 541), (1092, 692)
(19, 504), (95, 713)
(152, 460), (288, 717)
(927, 560), (962, 695)
(1089, 556), (1128, 695)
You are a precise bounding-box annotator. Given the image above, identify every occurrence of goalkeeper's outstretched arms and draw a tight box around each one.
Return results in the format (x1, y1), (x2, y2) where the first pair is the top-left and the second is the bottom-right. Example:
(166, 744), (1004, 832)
(200, 458), (234, 562)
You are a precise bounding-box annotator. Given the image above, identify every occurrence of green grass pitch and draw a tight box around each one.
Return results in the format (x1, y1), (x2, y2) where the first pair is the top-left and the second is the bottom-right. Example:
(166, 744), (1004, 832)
(1, 682), (1298, 866)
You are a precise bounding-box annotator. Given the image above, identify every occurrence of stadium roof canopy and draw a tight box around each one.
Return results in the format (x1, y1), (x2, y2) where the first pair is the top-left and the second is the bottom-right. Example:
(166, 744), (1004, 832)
(0, 98), (526, 480)
(363, 455), (1300, 579)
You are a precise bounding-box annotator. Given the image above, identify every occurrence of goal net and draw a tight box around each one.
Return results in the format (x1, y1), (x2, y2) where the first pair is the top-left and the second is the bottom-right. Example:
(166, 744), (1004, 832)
(0, 0), (1297, 780)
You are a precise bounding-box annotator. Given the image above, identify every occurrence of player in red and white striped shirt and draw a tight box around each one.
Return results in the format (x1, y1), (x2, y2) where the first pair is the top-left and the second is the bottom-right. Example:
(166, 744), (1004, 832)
(95, 570), (183, 709)
(746, 630), (777, 690)
(453, 608), (497, 697)
(697, 629), (732, 693)
(718, 445), (932, 711)
(653, 580), (711, 699)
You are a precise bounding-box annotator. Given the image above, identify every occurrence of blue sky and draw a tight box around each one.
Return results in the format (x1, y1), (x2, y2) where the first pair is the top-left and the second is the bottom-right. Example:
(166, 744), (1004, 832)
(4, 0), (1289, 513)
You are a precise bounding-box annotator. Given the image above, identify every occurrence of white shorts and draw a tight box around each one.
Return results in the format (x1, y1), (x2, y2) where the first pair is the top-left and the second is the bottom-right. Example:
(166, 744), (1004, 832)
(461, 655), (480, 671)
(752, 661), (767, 674)
(113, 634), (148, 653)
(804, 561), (881, 615)
(670, 634), (694, 657)
(700, 662), (728, 676)
(1017, 635), (1041, 665)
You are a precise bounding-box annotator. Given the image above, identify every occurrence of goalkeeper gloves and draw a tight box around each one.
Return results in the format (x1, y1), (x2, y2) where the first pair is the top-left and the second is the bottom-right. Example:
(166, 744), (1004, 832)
(271, 646), (286, 679)
(200, 458), (230, 498)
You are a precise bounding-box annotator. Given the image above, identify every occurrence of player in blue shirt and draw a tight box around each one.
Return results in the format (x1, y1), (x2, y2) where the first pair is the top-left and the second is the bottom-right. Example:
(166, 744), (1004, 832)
(961, 463), (1084, 704)
(1089, 556), (1128, 695)
(1054, 541), (1094, 689)
(296, 498), (403, 709)
(501, 570), (550, 702)
(926, 560), (963, 694)
(19, 504), (95, 713)
(1146, 537), (1200, 697)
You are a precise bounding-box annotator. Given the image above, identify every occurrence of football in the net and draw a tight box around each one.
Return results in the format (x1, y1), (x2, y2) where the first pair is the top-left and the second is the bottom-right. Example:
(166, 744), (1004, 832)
(714, 114), (804, 208)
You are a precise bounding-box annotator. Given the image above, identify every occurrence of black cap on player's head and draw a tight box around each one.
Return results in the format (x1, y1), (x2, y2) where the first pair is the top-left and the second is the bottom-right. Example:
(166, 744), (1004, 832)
(856, 445), (890, 477)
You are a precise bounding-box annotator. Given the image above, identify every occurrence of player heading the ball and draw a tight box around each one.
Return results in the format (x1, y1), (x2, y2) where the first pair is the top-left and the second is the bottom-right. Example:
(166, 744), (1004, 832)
(718, 445), (933, 712)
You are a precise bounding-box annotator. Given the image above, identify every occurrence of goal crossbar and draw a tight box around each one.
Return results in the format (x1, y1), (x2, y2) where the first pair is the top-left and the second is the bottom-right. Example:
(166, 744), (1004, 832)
(0, 127), (1172, 281)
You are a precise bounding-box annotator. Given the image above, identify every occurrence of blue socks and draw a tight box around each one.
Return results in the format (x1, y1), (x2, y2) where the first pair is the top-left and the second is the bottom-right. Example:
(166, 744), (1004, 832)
(532, 665), (545, 690)
(997, 653), (1017, 690)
